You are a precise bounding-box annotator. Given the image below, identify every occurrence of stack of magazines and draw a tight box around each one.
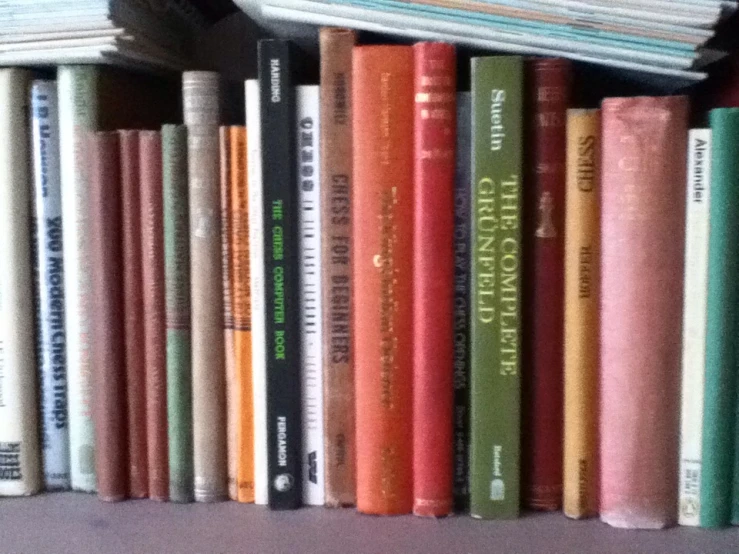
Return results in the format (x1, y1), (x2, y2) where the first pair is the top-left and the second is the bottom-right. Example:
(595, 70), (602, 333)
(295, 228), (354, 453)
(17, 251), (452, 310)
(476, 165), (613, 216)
(0, 0), (207, 70)
(235, 0), (738, 81)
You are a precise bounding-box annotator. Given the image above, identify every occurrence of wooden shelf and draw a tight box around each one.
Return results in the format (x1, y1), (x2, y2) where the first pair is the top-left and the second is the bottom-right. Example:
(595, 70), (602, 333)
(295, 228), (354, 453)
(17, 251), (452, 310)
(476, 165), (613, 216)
(2, 493), (737, 553)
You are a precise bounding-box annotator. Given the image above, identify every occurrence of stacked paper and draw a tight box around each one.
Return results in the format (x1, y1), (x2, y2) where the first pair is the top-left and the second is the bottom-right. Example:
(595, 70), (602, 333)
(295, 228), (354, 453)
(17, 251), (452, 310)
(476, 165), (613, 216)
(0, 0), (207, 70)
(235, 0), (737, 81)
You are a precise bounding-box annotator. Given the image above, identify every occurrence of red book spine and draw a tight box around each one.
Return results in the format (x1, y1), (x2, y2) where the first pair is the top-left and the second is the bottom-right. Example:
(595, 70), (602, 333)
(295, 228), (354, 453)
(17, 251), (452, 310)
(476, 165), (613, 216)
(88, 131), (127, 502)
(412, 42), (456, 517)
(119, 130), (148, 498)
(522, 58), (572, 510)
(140, 131), (169, 501)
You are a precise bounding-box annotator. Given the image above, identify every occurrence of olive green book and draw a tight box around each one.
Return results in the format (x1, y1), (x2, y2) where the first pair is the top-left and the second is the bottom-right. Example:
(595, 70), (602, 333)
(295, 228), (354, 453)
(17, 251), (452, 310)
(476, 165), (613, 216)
(469, 56), (524, 519)
(162, 124), (194, 503)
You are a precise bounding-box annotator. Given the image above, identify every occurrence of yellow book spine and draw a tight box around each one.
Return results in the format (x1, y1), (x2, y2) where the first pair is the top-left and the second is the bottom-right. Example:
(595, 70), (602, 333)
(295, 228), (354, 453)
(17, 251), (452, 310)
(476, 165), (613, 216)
(563, 109), (600, 519)
(230, 126), (255, 503)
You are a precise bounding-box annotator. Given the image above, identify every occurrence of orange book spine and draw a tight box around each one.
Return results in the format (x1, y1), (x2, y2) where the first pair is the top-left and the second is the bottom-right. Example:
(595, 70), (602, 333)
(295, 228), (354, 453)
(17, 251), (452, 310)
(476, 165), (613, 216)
(353, 45), (415, 515)
(229, 126), (255, 503)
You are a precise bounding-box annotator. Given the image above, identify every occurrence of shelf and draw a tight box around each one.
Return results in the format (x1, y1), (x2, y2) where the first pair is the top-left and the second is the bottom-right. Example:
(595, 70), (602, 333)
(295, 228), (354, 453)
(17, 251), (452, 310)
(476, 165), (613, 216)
(1, 493), (737, 553)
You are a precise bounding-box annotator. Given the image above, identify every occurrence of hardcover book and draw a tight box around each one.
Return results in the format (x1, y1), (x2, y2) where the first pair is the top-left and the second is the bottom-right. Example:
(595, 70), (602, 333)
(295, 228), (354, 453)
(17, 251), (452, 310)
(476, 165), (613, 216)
(469, 55), (523, 520)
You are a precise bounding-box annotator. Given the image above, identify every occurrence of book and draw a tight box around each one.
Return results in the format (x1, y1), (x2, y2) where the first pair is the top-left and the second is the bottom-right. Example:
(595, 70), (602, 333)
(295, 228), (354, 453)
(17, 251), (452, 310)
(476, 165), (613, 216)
(353, 45), (414, 516)
(678, 128), (712, 527)
(562, 108), (601, 520)
(246, 78), (269, 506)
(296, 84), (324, 507)
(412, 41), (457, 518)
(88, 131), (126, 502)
(699, 111), (739, 527)
(319, 25), (357, 509)
(229, 125), (255, 503)
(31, 79), (70, 491)
(469, 55), (523, 520)
(258, 38), (302, 510)
(140, 130), (168, 502)
(183, 71), (228, 503)
(58, 65), (100, 493)
(119, 129), (147, 499)
(220, 125), (237, 501)
(453, 91), (471, 512)
(521, 57), (571, 512)
(600, 95), (689, 529)
(162, 123), (194, 503)
(0, 68), (41, 497)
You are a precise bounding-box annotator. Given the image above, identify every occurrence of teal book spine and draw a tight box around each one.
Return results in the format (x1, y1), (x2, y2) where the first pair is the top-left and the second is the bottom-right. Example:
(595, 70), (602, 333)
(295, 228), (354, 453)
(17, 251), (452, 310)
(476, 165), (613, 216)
(700, 109), (739, 527)
(469, 56), (524, 519)
(162, 124), (194, 503)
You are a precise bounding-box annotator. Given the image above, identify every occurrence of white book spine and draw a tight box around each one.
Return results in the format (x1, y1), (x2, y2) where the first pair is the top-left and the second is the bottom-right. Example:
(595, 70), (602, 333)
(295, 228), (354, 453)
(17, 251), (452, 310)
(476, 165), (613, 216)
(296, 85), (324, 506)
(247, 79), (268, 505)
(0, 68), (41, 496)
(31, 79), (70, 490)
(58, 66), (98, 492)
(678, 128), (712, 526)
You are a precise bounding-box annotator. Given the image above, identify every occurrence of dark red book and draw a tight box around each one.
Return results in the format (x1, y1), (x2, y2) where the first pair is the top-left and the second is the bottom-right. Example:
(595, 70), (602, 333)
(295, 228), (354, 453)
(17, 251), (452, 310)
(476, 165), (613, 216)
(412, 42), (457, 518)
(140, 131), (169, 501)
(88, 131), (127, 502)
(119, 130), (148, 499)
(521, 58), (572, 511)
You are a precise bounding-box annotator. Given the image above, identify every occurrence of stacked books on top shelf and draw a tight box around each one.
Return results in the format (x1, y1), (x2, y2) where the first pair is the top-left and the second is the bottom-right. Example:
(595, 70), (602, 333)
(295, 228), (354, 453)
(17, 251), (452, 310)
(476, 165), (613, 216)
(0, 0), (208, 70)
(1, 28), (739, 532)
(234, 0), (738, 82)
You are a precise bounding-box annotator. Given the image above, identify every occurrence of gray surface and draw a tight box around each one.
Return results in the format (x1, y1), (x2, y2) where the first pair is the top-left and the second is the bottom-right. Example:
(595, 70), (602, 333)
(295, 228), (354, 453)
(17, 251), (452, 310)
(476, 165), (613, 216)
(0, 493), (737, 553)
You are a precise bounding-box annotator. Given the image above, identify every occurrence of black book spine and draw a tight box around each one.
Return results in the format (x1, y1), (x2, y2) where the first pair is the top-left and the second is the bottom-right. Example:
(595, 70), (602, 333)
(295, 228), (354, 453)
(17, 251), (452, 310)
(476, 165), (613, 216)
(258, 38), (302, 510)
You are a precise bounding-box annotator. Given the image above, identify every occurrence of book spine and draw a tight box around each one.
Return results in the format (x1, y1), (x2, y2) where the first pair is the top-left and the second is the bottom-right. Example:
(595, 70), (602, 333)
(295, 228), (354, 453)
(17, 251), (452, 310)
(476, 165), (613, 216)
(31, 79), (70, 491)
(562, 108), (601, 520)
(701, 111), (739, 528)
(297, 85), (325, 506)
(88, 131), (126, 502)
(140, 131), (168, 502)
(453, 91), (471, 512)
(58, 65), (99, 493)
(119, 129), (147, 499)
(353, 45), (415, 516)
(469, 56), (523, 520)
(0, 68), (40, 497)
(600, 95), (689, 529)
(246, 79), (269, 506)
(259, 39), (302, 510)
(522, 58), (571, 512)
(162, 124), (194, 503)
(678, 129), (711, 527)
(229, 125), (255, 503)
(319, 27), (357, 508)
(220, 126), (238, 501)
(412, 41), (457, 518)
(183, 71), (228, 502)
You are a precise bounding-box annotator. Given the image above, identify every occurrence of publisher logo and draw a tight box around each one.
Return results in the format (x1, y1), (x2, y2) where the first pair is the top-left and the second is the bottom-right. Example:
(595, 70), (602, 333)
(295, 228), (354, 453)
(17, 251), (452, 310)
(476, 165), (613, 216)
(308, 451), (317, 484)
(491, 479), (505, 501)
(274, 473), (294, 493)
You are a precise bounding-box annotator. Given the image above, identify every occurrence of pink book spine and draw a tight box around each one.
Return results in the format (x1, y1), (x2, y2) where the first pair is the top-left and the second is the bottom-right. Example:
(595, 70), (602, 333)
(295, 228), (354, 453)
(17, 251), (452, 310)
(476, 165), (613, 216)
(599, 96), (689, 529)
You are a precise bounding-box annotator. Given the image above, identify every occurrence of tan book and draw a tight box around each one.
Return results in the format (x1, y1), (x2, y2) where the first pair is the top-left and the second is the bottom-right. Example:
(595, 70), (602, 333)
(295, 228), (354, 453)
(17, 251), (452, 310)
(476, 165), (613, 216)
(562, 109), (601, 519)
(183, 71), (228, 503)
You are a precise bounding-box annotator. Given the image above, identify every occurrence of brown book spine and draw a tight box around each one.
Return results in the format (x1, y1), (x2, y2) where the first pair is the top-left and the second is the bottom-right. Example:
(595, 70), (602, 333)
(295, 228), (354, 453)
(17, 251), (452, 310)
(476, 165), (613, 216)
(88, 131), (127, 502)
(140, 131), (169, 501)
(118, 130), (148, 499)
(319, 27), (357, 507)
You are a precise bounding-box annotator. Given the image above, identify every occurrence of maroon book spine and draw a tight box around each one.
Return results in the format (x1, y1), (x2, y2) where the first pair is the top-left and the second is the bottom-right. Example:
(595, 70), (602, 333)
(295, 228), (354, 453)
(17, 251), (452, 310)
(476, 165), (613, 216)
(412, 41), (457, 518)
(119, 130), (148, 498)
(88, 131), (127, 502)
(140, 131), (169, 501)
(521, 58), (572, 511)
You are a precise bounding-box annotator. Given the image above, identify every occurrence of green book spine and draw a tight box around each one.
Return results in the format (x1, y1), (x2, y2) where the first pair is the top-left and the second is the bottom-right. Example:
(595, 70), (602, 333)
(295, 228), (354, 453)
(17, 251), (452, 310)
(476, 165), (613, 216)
(469, 56), (524, 519)
(162, 124), (194, 503)
(702, 109), (739, 527)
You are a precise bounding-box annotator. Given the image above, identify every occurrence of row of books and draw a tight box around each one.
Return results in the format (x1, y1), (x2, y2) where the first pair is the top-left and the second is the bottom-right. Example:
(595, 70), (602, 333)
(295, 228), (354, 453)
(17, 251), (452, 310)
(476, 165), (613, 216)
(0, 29), (737, 529)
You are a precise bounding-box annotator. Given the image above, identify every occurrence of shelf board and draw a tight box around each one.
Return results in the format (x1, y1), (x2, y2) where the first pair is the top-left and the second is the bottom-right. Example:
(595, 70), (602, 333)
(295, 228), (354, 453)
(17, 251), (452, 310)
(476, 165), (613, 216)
(1, 493), (737, 553)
